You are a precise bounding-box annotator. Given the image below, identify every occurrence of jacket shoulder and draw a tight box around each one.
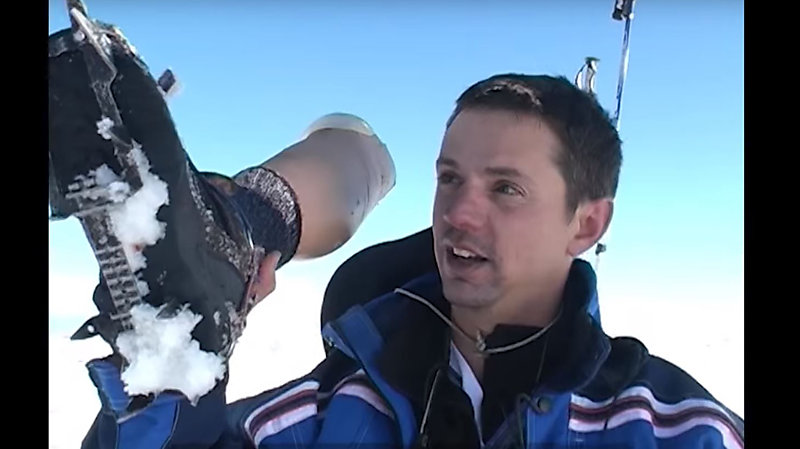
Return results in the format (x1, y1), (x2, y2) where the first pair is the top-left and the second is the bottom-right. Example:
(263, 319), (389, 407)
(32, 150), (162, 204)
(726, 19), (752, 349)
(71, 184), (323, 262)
(223, 349), (397, 447)
(572, 338), (744, 448)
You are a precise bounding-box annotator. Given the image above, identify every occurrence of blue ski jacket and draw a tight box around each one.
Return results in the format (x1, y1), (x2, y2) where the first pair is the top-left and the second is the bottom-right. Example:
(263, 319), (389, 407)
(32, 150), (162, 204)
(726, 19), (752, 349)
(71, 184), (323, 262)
(80, 260), (744, 448)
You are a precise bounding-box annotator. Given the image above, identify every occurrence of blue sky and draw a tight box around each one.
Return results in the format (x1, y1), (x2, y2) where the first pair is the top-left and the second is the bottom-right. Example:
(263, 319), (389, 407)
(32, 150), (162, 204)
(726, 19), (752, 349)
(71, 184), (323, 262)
(48, 0), (743, 422)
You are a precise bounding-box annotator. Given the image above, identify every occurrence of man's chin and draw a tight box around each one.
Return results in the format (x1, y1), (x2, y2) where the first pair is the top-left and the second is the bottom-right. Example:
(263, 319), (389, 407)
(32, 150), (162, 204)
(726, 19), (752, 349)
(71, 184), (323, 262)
(441, 280), (497, 309)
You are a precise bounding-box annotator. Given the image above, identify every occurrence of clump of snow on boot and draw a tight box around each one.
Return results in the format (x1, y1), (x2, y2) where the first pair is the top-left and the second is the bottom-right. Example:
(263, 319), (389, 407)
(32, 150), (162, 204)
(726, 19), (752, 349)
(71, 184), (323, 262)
(107, 145), (169, 272)
(136, 280), (150, 296)
(96, 116), (114, 140)
(116, 303), (226, 405)
(93, 165), (131, 203)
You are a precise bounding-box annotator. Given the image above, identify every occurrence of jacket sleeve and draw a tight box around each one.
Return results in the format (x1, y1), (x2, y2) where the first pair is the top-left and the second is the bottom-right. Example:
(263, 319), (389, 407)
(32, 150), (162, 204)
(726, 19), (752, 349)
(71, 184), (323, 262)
(221, 349), (400, 448)
(80, 350), (400, 449)
(80, 357), (235, 449)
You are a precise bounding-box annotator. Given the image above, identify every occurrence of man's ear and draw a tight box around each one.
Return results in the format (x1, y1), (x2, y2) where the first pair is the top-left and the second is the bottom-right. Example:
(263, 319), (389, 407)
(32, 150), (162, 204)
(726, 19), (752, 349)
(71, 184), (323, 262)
(246, 251), (281, 306)
(567, 199), (614, 257)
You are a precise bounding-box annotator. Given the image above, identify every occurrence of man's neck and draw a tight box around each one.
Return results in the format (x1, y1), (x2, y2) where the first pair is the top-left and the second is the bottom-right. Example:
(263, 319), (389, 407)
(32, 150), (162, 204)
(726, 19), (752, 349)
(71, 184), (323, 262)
(449, 278), (566, 382)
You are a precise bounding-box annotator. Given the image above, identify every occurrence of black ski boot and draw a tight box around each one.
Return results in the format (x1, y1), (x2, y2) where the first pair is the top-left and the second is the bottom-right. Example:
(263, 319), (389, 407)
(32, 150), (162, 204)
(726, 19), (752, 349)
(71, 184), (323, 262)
(48, 1), (284, 408)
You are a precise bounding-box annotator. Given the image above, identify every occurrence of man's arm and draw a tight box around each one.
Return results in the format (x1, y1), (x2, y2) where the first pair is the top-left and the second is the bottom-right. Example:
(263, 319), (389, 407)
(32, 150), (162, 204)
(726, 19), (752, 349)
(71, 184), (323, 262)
(241, 113), (396, 259)
(80, 361), (230, 449)
(73, 113), (395, 447)
(81, 350), (400, 449)
(48, 3), (395, 444)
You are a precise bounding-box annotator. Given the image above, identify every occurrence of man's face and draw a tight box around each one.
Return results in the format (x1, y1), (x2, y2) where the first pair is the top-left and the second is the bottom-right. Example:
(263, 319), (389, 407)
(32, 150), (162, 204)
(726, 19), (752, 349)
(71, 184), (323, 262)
(432, 108), (577, 310)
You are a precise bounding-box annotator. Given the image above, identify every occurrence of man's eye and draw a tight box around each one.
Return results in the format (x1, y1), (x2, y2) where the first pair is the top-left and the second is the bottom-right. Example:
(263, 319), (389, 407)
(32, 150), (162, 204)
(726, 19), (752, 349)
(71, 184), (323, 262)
(437, 172), (459, 185)
(495, 182), (523, 196)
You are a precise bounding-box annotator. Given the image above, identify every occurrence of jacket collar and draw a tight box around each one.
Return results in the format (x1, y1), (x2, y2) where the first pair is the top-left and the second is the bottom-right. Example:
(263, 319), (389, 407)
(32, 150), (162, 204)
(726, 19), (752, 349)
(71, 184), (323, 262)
(367, 260), (613, 406)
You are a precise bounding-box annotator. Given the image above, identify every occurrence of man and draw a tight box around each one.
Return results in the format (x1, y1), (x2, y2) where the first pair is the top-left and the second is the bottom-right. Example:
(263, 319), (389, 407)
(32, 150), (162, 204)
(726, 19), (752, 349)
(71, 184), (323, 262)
(318, 75), (746, 449)
(50, 11), (744, 449)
